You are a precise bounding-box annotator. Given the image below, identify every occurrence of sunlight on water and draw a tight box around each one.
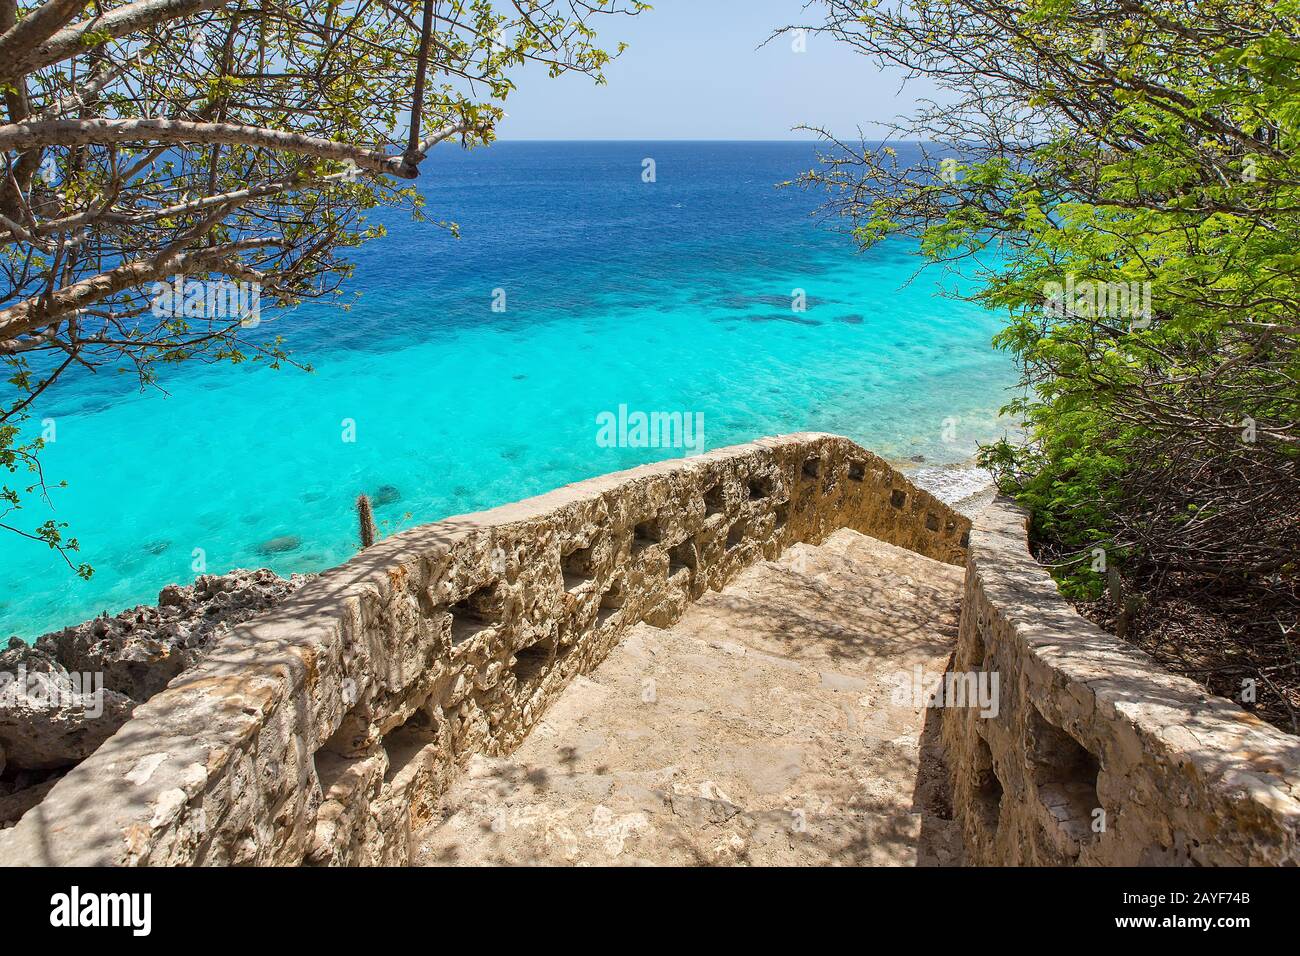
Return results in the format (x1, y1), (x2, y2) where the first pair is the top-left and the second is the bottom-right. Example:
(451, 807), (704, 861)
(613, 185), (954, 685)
(1, 142), (1016, 639)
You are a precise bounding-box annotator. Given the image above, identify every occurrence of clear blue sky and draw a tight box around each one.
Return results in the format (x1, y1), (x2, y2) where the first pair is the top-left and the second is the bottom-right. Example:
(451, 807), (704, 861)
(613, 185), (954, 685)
(498, 0), (938, 140)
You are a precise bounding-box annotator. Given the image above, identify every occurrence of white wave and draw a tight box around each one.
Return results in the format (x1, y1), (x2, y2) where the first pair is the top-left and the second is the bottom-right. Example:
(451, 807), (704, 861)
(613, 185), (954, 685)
(905, 464), (995, 505)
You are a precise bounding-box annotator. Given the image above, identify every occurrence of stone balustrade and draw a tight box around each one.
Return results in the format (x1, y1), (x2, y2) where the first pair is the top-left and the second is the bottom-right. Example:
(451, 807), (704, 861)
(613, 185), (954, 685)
(943, 499), (1300, 865)
(0, 433), (967, 866)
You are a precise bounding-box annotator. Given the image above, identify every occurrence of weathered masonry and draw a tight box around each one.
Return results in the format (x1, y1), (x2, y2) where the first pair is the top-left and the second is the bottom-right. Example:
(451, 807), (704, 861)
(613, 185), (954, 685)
(944, 501), (1300, 865)
(3, 434), (1296, 866)
(0, 434), (967, 865)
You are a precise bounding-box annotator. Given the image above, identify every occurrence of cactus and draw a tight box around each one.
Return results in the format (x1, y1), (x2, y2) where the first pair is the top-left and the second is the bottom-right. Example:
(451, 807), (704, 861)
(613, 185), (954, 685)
(356, 493), (377, 550)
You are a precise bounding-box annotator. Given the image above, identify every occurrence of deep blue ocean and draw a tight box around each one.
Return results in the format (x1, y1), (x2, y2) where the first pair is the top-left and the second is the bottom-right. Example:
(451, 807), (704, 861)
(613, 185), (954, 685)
(2, 141), (1016, 640)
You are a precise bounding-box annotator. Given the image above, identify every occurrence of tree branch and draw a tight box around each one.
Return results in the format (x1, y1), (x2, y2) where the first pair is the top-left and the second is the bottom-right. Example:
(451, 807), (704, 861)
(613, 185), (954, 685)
(0, 117), (419, 177)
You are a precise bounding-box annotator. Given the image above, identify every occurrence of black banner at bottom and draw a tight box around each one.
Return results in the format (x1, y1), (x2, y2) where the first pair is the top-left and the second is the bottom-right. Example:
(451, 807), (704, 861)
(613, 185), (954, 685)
(0, 865), (1281, 941)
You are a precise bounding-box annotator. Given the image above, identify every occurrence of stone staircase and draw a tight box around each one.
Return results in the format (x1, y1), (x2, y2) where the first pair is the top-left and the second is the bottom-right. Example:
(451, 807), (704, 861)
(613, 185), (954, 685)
(415, 528), (966, 866)
(7, 433), (1289, 867)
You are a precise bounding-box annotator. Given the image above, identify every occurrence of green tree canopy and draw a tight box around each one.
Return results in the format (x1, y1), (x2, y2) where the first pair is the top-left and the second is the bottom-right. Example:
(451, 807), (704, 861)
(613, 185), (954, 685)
(796, 0), (1300, 596)
(0, 0), (646, 573)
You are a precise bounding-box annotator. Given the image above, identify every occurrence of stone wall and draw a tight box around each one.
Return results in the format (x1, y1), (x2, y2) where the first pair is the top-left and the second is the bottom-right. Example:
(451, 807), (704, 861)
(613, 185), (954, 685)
(944, 498), (1300, 865)
(0, 433), (968, 866)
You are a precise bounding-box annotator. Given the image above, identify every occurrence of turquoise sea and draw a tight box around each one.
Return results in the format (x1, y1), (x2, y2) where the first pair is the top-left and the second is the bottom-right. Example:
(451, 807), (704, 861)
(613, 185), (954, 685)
(2, 141), (1017, 640)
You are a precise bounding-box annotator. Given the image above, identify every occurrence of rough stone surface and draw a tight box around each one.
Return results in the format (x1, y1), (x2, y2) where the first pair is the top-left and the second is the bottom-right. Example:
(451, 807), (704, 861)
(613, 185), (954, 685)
(0, 568), (312, 824)
(4, 440), (1292, 867)
(415, 529), (964, 866)
(0, 434), (968, 865)
(943, 498), (1300, 866)
(33, 567), (314, 702)
(0, 662), (136, 772)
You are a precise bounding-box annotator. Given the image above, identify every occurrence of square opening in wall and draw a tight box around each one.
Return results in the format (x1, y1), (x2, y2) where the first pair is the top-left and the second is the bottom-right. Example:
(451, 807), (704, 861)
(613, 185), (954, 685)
(380, 704), (442, 786)
(1027, 705), (1103, 846)
(748, 475), (776, 500)
(562, 541), (597, 593)
(632, 517), (665, 554)
(972, 733), (1003, 835)
(448, 582), (503, 646)
(512, 640), (554, 688)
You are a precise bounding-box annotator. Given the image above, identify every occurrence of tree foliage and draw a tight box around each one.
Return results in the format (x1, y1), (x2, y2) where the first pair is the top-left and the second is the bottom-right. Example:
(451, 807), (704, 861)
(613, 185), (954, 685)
(0, 0), (645, 573)
(795, 0), (1300, 600)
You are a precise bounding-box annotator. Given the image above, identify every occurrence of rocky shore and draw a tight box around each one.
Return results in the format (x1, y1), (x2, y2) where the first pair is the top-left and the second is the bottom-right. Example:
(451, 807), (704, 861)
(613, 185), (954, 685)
(0, 568), (312, 826)
(902, 461), (997, 519)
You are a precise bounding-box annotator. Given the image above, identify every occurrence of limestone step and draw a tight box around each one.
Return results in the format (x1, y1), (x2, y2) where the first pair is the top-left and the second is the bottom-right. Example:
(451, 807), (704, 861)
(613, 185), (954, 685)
(413, 528), (965, 866)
